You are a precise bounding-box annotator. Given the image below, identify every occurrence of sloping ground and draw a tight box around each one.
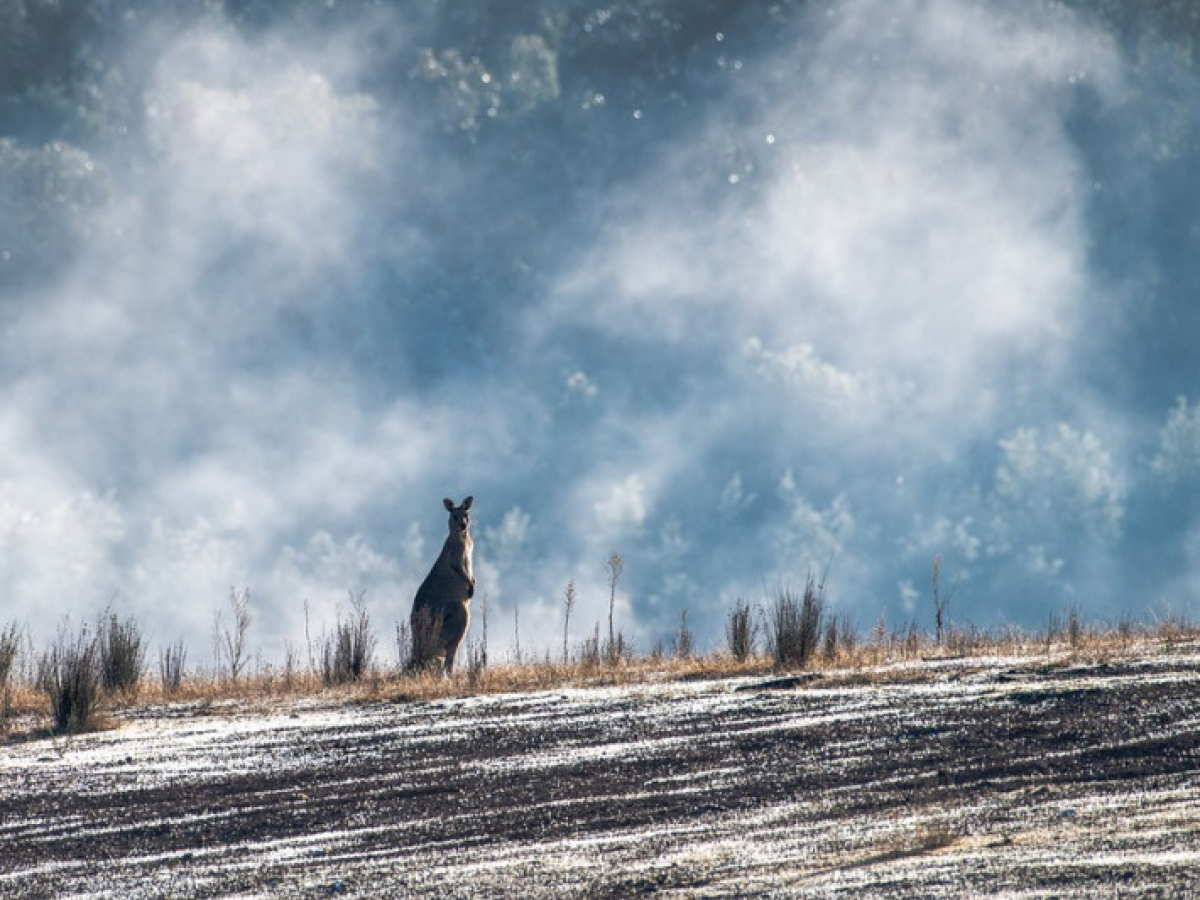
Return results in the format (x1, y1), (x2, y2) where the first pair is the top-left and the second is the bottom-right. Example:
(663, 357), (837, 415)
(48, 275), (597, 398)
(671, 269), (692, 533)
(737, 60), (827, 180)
(2, 649), (1200, 898)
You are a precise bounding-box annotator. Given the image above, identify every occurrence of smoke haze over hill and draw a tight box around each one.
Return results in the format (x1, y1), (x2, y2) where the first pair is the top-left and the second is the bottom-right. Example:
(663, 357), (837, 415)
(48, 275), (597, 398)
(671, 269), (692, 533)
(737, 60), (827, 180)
(2, 0), (1200, 662)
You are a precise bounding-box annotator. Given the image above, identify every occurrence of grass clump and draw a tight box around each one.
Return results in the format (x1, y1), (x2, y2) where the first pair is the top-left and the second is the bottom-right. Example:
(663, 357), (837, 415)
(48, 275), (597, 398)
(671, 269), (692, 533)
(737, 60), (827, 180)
(39, 621), (102, 733)
(98, 608), (146, 697)
(671, 609), (695, 659)
(764, 576), (825, 670)
(822, 612), (855, 663)
(726, 598), (756, 662)
(322, 591), (376, 685)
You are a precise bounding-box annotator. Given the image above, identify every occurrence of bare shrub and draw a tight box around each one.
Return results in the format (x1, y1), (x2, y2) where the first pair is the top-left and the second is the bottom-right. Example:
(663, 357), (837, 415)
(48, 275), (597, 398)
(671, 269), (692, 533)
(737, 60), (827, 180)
(466, 640), (487, 689)
(1151, 607), (1194, 652)
(892, 621), (921, 660)
(604, 631), (631, 667)
(580, 623), (601, 670)
(999, 623), (1032, 656)
(39, 621), (102, 733)
(1044, 610), (1062, 654)
(305, 599), (316, 675)
(1115, 615), (1138, 651)
(871, 611), (889, 662)
(931, 555), (960, 645)
(0, 623), (18, 684)
(946, 624), (986, 656)
(282, 640), (299, 690)
(158, 640), (187, 695)
(562, 579), (576, 664)
(648, 638), (665, 661)
(765, 577), (824, 669)
(835, 614), (857, 658)
(605, 551), (625, 666)
(98, 608), (145, 697)
(513, 603), (522, 663)
(671, 609), (694, 659)
(1, 622), (20, 726)
(1066, 603), (1083, 651)
(322, 591), (376, 685)
(726, 598), (756, 662)
(213, 587), (253, 684)
(823, 613), (856, 663)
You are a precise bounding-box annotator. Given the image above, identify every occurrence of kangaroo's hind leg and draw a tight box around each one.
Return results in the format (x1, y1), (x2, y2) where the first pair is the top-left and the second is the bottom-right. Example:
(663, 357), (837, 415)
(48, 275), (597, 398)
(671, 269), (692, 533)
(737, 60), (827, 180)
(441, 603), (470, 675)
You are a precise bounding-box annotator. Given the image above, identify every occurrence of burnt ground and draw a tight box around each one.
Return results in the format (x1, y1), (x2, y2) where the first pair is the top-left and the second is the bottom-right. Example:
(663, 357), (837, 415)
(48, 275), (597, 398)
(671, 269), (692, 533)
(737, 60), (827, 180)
(2, 650), (1200, 898)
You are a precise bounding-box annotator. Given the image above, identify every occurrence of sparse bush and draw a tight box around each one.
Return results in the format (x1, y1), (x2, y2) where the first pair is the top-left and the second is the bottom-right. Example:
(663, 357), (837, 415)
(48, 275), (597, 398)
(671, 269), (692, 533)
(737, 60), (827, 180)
(213, 587), (253, 684)
(822, 615), (836, 662)
(764, 577), (824, 669)
(1151, 607), (1195, 652)
(946, 624), (986, 656)
(671, 609), (694, 659)
(282, 640), (299, 690)
(1115, 616), (1138, 651)
(836, 614), (857, 658)
(1066, 603), (1083, 651)
(822, 613), (848, 663)
(466, 639), (487, 689)
(726, 598), (756, 662)
(98, 609), (145, 697)
(158, 640), (187, 695)
(580, 623), (601, 670)
(872, 612), (886, 641)
(1044, 610), (1061, 654)
(39, 621), (102, 733)
(1, 622), (20, 726)
(321, 591), (376, 685)
(603, 630), (630, 667)
(892, 621), (921, 660)
(931, 555), (959, 646)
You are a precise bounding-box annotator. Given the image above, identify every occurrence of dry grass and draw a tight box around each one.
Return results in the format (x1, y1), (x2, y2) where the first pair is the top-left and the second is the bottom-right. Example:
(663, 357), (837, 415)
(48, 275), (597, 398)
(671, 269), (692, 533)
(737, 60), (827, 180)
(858, 818), (964, 868)
(1, 616), (1198, 737)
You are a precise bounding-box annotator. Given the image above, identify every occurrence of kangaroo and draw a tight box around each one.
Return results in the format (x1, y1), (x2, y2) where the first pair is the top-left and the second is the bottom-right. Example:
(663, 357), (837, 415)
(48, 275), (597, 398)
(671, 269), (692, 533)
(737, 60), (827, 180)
(410, 496), (475, 674)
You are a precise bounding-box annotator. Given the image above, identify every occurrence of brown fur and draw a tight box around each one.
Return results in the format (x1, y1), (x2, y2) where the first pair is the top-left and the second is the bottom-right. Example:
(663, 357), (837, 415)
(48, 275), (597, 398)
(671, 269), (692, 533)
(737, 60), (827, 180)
(410, 496), (475, 673)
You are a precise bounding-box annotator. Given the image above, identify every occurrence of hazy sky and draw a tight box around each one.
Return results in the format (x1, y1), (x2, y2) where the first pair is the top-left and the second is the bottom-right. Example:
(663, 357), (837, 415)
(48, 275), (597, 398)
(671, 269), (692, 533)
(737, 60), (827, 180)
(3, 0), (1200, 665)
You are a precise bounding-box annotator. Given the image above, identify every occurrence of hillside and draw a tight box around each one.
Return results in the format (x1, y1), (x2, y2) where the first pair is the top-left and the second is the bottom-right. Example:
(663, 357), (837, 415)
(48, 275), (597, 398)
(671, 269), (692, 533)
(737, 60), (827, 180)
(3, 647), (1199, 898)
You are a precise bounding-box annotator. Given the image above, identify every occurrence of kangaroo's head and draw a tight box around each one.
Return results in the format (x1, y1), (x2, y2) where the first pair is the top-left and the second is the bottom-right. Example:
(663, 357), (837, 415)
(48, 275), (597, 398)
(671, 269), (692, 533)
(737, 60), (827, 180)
(443, 495), (473, 536)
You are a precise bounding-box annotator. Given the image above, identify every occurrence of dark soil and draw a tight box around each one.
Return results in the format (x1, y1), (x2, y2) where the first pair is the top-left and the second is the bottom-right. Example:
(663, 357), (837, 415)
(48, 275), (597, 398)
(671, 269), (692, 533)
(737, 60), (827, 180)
(2, 652), (1199, 897)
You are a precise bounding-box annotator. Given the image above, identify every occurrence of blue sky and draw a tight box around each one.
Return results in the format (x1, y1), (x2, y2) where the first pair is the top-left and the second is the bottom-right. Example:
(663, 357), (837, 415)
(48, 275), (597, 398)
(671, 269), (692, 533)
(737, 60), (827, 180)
(2, 0), (1200, 664)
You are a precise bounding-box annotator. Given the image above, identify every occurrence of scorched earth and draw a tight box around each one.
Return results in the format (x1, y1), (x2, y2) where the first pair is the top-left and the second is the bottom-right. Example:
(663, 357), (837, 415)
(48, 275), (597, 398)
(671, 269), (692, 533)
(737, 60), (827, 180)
(2, 649), (1200, 898)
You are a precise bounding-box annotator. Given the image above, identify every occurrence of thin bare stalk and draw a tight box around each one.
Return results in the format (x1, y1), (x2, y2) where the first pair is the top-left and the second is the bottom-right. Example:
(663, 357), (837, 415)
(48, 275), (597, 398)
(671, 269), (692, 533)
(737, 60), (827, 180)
(562, 579), (576, 664)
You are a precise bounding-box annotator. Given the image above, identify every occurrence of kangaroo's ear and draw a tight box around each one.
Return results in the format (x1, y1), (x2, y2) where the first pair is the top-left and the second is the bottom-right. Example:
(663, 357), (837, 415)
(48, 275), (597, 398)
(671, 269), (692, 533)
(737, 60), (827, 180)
(462, 495), (474, 510)
(443, 497), (455, 511)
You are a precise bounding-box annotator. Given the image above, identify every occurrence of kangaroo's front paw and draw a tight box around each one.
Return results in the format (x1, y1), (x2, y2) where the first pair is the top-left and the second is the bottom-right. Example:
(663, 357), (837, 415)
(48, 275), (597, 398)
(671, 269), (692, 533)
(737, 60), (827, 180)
(467, 581), (475, 599)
